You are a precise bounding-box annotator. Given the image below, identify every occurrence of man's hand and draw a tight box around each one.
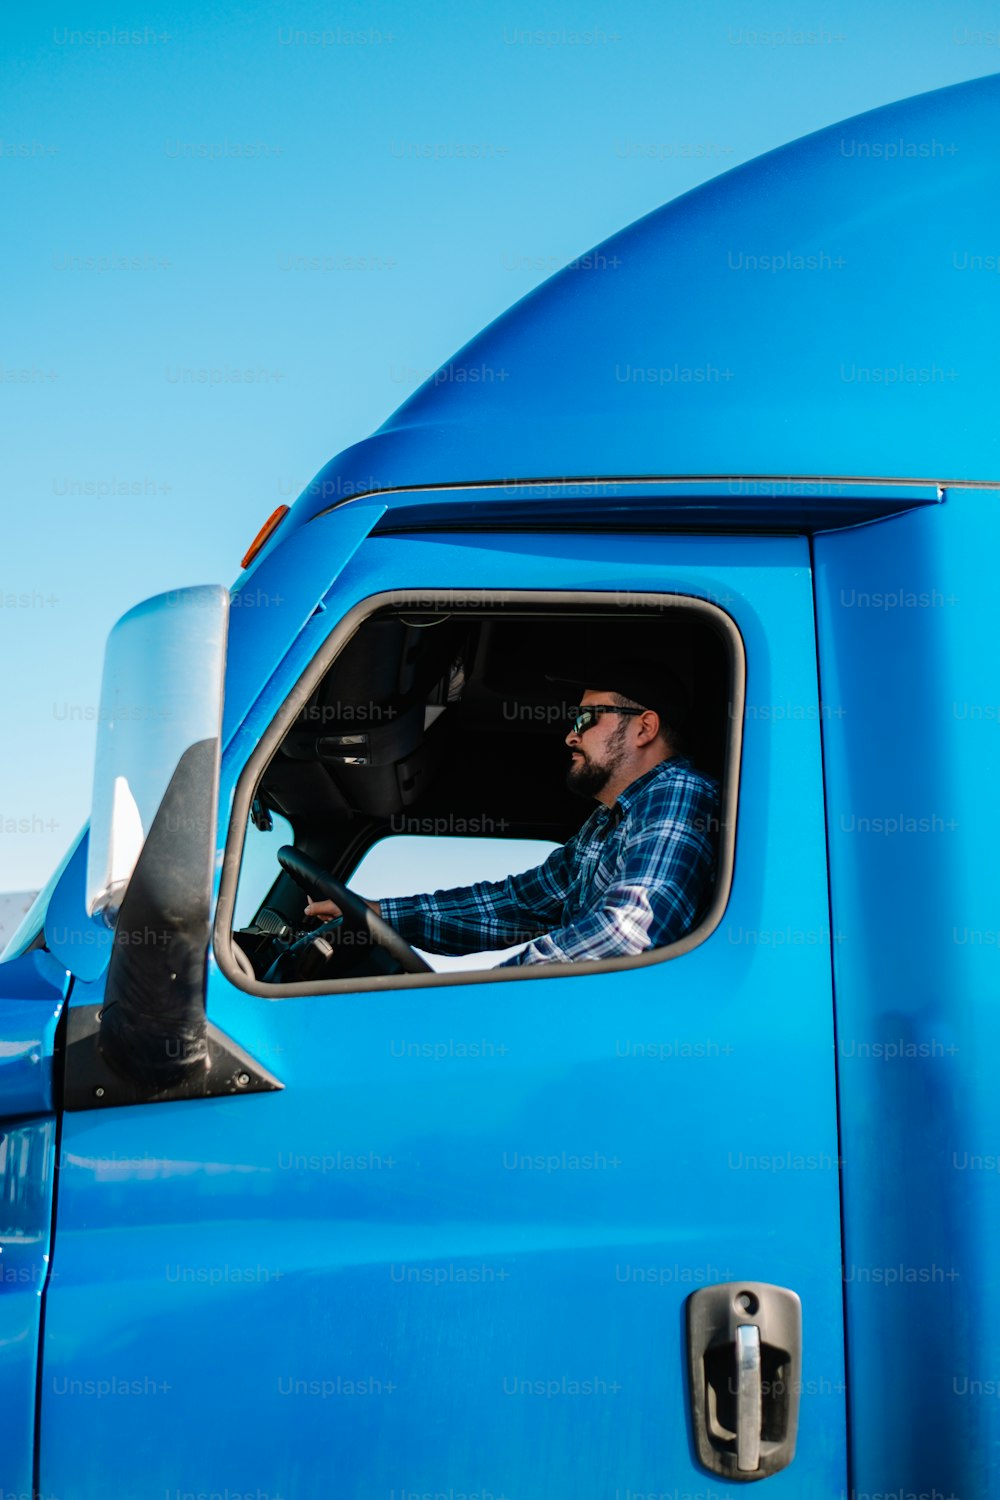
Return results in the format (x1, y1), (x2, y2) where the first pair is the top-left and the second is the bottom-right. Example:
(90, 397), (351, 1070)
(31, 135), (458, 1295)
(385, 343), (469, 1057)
(303, 897), (381, 921)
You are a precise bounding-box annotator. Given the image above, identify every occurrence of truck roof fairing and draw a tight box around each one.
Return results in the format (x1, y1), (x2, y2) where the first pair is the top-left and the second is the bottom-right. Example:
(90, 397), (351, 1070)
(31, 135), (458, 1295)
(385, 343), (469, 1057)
(290, 72), (1000, 526)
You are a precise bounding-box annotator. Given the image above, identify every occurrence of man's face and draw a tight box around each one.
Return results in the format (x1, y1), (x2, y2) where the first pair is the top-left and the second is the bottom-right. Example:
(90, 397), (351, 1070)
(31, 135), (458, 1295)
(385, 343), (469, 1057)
(564, 688), (632, 799)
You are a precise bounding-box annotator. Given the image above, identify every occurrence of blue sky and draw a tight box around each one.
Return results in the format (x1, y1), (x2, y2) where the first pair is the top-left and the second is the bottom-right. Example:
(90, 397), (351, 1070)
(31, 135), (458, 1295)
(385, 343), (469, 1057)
(2, 0), (997, 892)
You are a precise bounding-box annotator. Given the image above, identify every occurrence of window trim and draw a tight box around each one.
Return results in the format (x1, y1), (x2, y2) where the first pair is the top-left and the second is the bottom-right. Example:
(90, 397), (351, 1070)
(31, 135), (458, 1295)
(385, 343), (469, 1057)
(212, 587), (745, 996)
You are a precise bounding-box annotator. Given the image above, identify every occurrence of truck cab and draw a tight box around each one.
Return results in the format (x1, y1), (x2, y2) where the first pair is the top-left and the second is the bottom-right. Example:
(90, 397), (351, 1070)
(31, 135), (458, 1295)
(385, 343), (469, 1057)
(3, 72), (999, 1499)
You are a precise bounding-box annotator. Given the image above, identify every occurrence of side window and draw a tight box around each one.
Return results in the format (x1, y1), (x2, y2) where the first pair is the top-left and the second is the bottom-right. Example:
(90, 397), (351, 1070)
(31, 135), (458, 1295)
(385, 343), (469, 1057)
(220, 592), (740, 991)
(349, 834), (559, 971)
(233, 810), (294, 929)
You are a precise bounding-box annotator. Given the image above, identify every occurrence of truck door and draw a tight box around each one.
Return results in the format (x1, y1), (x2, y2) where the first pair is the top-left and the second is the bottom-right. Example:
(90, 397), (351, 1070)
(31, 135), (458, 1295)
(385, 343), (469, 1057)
(39, 528), (847, 1498)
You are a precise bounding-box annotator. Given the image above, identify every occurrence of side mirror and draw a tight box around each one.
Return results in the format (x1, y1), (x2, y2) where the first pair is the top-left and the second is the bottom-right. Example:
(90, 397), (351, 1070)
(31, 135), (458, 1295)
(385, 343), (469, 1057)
(86, 585), (229, 922)
(84, 586), (233, 1092)
(65, 583), (280, 1106)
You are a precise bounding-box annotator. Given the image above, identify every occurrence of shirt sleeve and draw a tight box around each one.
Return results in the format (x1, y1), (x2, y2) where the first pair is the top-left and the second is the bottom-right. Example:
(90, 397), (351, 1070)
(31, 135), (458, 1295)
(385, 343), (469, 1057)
(496, 775), (718, 967)
(377, 837), (578, 956)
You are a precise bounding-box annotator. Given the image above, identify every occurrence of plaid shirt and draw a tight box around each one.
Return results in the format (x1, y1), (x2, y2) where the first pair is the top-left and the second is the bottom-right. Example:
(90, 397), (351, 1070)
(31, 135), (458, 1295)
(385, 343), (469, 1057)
(379, 755), (720, 967)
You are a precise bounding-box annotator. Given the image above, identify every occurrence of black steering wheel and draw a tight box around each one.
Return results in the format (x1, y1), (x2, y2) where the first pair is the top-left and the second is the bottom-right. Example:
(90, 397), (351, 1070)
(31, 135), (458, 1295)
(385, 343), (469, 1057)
(277, 846), (431, 975)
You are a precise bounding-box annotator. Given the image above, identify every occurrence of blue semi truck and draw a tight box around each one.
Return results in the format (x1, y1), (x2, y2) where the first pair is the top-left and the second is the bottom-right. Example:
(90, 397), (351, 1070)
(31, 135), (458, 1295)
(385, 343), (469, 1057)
(3, 72), (999, 1498)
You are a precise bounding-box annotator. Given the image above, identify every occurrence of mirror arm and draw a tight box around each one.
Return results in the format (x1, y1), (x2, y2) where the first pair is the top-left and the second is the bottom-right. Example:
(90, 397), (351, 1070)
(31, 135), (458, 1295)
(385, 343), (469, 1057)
(98, 739), (217, 1089)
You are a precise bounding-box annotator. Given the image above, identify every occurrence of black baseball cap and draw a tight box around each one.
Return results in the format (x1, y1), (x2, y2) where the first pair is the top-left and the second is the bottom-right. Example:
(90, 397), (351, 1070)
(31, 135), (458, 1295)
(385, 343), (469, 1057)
(546, 658), (692, 737)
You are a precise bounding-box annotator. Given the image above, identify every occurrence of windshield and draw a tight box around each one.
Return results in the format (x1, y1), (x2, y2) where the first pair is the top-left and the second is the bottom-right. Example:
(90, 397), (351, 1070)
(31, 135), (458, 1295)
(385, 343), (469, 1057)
(0, 824), (86, 962)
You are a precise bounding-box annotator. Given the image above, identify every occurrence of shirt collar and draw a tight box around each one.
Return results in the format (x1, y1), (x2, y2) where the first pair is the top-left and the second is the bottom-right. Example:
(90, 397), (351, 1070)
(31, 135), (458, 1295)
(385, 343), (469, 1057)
(611, 754), (693, 820)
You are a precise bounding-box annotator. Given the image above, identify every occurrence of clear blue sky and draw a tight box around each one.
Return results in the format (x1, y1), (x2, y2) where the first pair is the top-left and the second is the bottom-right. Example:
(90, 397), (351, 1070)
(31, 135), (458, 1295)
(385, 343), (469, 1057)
(2, 0), (996, 891)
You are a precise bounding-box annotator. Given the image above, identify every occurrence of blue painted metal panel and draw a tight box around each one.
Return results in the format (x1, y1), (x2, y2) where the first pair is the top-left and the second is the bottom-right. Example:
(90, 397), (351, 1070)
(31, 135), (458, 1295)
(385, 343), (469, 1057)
(42, 531), (846, 1497)
(814, 489), (1000, 1496)
(276, 74), (1000, 510)
(222, 498), (386, 746)
(0, 950), (65, 1493)
(0, 950), (68, 1117)
(1, 1119), (57, 1498)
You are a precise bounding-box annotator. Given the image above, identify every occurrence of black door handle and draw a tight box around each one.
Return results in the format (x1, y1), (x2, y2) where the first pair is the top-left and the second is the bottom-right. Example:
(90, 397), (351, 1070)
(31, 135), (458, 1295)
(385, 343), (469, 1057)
(686, 1281), (802, 1481)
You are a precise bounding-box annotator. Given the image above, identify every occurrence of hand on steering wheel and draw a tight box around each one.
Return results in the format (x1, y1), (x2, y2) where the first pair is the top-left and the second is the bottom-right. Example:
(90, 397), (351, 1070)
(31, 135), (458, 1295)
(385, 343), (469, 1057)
(277, 846), (430, 975)
(304, 896), (378, 922)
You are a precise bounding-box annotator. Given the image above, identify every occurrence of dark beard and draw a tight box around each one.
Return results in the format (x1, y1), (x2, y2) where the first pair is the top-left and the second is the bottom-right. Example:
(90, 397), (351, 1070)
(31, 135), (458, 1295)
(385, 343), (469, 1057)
(565, 718), (629, 800)
(565, 755), (611, 799)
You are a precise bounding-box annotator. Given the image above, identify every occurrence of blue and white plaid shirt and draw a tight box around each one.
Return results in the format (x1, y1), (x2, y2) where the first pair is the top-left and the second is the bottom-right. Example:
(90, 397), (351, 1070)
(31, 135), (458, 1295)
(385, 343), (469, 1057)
(379, 755), (720, 967)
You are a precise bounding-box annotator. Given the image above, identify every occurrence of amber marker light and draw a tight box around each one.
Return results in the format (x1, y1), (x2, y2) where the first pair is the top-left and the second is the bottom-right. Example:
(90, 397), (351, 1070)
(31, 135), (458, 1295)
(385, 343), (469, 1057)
(240, 505), (289, 569)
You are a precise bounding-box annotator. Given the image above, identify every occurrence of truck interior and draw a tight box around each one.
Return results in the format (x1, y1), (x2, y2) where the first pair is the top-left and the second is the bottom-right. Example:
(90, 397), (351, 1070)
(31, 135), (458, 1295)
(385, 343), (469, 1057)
(229, 598), (735, 984)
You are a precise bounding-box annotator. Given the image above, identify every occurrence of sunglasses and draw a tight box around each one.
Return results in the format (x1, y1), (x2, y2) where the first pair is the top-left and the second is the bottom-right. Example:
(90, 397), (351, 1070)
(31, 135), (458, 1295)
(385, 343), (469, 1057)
(569, 704), (645, 736)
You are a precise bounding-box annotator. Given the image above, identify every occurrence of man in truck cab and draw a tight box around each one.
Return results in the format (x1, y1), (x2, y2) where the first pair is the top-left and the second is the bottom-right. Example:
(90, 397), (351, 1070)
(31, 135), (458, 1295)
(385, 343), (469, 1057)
(304, 662), (721, 967)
